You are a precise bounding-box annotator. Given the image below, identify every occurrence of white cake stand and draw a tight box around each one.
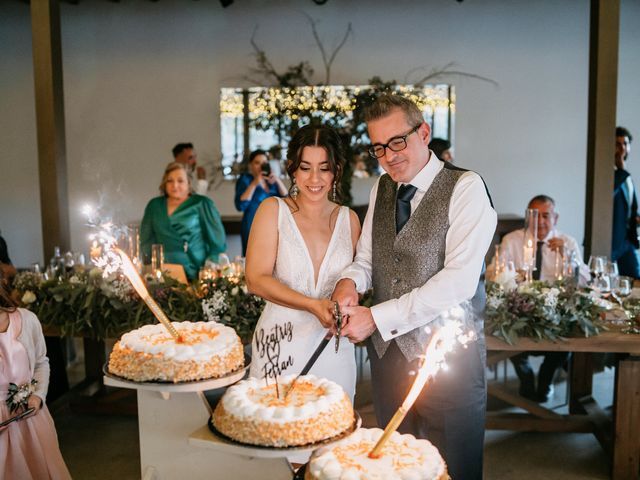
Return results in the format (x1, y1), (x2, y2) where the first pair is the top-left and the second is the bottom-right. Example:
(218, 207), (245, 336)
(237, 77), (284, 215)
(103, 358), (294, 480)
(188, 413), (362, 463)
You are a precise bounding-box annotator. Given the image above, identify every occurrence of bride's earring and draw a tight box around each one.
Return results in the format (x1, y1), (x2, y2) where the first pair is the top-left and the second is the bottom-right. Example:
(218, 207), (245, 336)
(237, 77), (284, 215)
(332, 181), (337, 202)
(291, 179), (298, 199)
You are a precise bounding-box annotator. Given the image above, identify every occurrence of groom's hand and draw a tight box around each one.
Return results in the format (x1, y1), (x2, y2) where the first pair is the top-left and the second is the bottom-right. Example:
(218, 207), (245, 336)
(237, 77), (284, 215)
(332, 279), (359, 307)
(340, 306), (376, 343)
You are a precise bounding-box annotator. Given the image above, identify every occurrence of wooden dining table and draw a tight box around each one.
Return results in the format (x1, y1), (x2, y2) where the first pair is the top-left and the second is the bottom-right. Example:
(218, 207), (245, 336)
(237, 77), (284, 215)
(485, 328), (640, 480)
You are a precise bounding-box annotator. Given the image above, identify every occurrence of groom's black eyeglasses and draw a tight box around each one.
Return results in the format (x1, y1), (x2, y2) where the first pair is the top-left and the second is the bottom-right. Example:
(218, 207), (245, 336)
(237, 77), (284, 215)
(368, 123), (422, 159)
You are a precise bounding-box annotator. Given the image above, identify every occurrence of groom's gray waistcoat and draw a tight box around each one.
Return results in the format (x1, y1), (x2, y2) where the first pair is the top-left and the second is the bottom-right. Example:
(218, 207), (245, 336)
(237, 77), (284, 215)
(371, 164), (482, 361)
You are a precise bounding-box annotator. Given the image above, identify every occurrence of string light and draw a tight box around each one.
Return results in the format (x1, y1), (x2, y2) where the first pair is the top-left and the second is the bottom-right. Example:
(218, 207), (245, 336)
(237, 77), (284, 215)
(219, 84), (454, 120)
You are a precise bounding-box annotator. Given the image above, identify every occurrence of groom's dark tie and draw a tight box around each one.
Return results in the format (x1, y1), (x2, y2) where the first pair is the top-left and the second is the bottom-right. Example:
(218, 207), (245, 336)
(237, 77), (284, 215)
(396, 184), (418, 233)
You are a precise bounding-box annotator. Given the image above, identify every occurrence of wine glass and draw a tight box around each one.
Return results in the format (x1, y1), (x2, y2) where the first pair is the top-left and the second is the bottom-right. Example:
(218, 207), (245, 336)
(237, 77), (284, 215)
(613, 276), (632, 299)
(63, 251), (75, 276)
(588, 255), (604, 276)
(588, 255), (605, 284)
(606, 261), (619, 287)
(593, 274), (611, 294)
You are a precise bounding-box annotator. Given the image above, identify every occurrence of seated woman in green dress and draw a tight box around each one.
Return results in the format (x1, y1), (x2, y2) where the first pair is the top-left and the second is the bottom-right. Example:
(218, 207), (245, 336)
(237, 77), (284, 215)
(140, 162), (226, 280)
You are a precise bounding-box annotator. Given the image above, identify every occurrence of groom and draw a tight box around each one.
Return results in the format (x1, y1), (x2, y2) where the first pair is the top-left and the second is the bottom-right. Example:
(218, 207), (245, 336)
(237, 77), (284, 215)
(333, 95), (496, 480)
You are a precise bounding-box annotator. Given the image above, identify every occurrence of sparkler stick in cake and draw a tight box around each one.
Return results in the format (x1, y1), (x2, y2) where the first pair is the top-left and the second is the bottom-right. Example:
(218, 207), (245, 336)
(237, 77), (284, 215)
(84, 205), (182, 342)
(369, 319), (473, 458)
(115, 247), (183, 342)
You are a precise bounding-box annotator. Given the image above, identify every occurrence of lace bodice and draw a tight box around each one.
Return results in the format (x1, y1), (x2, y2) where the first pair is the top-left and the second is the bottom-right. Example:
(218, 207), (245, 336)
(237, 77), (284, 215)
(273, 198), (353, 299)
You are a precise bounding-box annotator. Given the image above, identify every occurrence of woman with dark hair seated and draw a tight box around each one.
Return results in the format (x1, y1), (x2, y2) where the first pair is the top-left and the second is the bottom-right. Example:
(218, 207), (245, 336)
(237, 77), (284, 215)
(140, 162), (226, 280)
(245, 125), (361, 401)
(234, 149), (287, 255)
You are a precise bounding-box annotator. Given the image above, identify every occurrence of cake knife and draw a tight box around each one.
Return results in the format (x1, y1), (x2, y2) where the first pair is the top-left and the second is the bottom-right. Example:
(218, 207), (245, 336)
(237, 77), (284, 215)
(334, 301), (342, 353)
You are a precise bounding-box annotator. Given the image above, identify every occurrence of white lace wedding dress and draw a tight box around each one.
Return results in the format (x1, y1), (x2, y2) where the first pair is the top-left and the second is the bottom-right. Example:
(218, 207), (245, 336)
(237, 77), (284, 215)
(249, 197), (356, 401)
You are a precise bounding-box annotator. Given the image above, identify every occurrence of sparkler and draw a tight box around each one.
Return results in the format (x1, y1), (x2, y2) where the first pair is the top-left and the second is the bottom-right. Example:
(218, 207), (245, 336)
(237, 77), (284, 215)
(85, 204), (182, 342)
(368, 319), (474, 458)
(115, 247), (183, 342)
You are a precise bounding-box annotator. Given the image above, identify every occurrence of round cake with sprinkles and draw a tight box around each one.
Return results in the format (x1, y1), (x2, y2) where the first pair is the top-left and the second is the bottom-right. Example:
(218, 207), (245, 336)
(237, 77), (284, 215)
(108, 321), (244, 383)
(211, 374), (354, 447)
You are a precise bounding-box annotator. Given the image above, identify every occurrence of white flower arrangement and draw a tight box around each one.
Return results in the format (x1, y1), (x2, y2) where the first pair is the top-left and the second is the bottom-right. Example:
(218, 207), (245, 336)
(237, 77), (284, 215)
(202, 290), (228, 322)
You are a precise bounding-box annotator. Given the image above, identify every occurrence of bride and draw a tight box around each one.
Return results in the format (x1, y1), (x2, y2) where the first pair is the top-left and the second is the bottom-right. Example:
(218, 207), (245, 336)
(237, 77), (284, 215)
(245, 124), (361, 400)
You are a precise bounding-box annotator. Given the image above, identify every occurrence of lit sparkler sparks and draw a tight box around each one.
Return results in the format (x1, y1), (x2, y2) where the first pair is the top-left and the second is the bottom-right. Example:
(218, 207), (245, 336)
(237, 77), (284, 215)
(369, 318), (474, 458)
(85, 205), (182, 342)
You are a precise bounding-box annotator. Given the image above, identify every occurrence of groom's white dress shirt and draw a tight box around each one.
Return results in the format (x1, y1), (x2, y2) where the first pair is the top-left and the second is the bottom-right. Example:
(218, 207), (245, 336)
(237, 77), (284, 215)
(341, 155), (497, 342)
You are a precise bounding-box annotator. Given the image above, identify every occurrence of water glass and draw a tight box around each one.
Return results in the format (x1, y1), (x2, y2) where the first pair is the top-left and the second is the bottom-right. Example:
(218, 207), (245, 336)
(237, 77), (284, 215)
(127, 223), (141, 265)
(218, 253), (231, 267)
(73, 252), (86, 267)
(552, 250), (565, 281)
(151, 244), (164, 279)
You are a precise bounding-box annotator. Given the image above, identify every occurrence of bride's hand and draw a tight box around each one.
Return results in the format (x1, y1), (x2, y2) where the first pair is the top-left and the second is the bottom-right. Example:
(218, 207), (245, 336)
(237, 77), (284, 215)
(308, 299), (336, 329)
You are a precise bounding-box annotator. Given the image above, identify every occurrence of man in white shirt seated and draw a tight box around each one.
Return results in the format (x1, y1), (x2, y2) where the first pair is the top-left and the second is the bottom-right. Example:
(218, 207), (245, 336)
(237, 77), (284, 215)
(172, 142), (209, 195)
(488, 194), (589, 402)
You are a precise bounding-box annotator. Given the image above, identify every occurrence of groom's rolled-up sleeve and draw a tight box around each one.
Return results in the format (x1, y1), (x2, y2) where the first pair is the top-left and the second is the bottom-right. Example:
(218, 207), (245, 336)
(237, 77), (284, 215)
(340, 177), (380, 293)
(372, 172), (497, 341)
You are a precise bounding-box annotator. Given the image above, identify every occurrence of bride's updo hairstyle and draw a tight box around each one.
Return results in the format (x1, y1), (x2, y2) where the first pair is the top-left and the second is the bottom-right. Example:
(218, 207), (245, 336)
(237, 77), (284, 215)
(286, 124), (346, 204)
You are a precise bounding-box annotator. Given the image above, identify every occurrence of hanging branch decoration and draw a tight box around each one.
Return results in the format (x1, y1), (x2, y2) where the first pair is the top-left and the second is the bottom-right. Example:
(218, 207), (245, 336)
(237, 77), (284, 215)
(244, 26), (314, 88)
(303, 13), (353, 85)
(405, 62), (499, 88)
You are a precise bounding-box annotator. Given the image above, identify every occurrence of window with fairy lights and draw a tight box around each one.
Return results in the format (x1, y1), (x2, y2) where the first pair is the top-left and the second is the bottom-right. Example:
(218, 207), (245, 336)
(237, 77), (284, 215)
(219, 84), (454, 179)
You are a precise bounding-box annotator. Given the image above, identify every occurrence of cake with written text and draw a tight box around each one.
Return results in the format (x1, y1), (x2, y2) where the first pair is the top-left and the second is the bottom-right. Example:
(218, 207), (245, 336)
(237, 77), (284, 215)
(212, 374), (355, 447)
(305, 427), (449, 480)
(108, 321), (244, 383)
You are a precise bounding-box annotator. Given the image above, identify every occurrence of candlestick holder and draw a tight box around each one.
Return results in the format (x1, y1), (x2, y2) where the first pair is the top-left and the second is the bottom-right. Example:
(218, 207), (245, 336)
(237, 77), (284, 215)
(522, 208), (538, 283)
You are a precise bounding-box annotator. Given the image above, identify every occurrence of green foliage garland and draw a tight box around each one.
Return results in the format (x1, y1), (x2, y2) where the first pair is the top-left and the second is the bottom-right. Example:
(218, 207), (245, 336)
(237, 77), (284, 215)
(484, 280), (607, 345)
(12, 269), (264, 343)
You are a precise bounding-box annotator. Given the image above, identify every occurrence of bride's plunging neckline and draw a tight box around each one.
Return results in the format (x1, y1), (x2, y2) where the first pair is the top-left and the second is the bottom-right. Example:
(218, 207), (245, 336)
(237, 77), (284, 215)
(282, 202), (343, 291)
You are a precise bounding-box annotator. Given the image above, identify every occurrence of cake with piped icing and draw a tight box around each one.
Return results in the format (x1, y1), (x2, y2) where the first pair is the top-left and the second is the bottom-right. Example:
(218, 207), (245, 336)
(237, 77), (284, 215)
(108, 321), (244, 382)
(211, 374), (354, 447)
(305, 427), (449, 480)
